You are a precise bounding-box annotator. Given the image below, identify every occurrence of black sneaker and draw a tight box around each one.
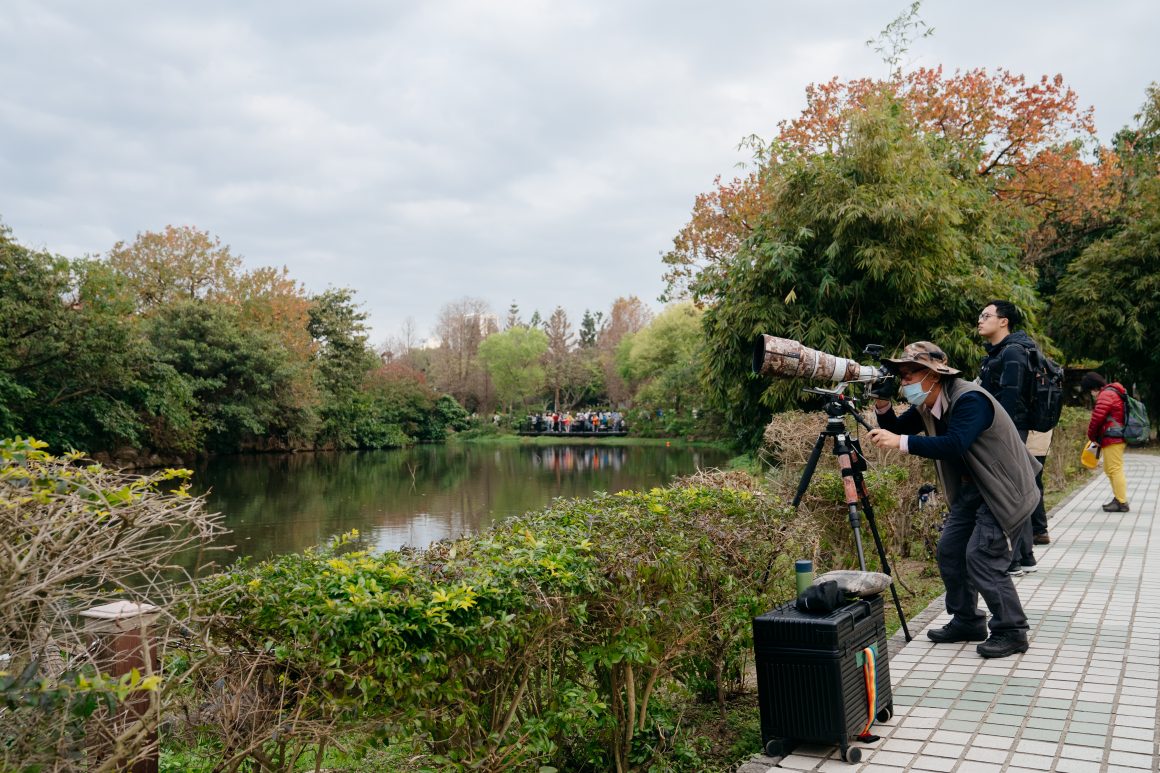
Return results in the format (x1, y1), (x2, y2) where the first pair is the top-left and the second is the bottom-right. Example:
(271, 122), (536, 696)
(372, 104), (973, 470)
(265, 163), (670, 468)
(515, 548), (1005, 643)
(1020, 556), (1038, 572)
(1102, 499), (1130, 512)
(927, 621), (988, 643)
(977, 630), (1029, 658)
(1007, 562), (1025, 577)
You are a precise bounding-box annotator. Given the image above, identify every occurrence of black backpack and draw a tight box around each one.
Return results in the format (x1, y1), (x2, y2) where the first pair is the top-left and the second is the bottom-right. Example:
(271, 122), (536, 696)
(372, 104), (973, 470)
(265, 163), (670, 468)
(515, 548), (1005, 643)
(1021, 344), (1065, 433)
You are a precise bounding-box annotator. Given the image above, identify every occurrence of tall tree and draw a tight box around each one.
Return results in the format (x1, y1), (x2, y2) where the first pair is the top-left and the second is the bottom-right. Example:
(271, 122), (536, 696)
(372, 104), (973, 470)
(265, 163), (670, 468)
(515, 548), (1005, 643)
(663, 68), (1115, 302)
(429, 297), (496, 412)
(225, 264), (318, 414)
(701, 96), (1035, 449)
(579, 309), (601, 348)
(540, 307), (603, 410)
(597, 297), (652, 406)
(478, 327), (549, 412)
(543, 307), (574, 411)
(1051, 85), (1160, 413)
(1050, 179), (1160, 411)
(145, 301), (311, 452)
(106, 225), (242, 309)
(106, 227), (321, 431)
(505, 300), (523, 330)
(0, 227), (146, 451)
(617, 302), (706, 417)
(381, 317), (421, 365)
(308, 288), (379, 448)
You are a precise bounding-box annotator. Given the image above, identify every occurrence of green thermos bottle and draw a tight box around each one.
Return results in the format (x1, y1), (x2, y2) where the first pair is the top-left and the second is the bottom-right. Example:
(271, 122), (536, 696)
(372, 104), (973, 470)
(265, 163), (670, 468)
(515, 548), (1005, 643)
(795, 559), (814, 596)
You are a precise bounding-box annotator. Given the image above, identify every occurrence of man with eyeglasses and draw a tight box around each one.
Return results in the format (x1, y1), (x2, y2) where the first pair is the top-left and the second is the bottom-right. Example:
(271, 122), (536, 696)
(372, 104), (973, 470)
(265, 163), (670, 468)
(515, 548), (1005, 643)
(976, 301), (1051, 578)
(868, 341), (1041, 659)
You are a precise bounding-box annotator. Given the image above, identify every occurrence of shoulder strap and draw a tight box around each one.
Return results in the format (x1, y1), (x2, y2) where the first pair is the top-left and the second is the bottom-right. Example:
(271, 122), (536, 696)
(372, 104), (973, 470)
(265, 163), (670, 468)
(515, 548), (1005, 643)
(1102, 385), (1131, 421)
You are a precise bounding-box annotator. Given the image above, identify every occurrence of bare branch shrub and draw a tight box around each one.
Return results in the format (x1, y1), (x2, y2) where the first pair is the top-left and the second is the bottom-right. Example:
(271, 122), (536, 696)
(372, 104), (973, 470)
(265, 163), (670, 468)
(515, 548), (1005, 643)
(760, 409), (944, 563)
(0, 437), (226, 772)
(760, 405), (1095, 566)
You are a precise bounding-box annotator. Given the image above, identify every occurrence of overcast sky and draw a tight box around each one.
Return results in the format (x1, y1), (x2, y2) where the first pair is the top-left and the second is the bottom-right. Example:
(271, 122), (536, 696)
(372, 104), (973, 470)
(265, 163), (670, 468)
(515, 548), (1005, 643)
(2, 1), (1157, 345)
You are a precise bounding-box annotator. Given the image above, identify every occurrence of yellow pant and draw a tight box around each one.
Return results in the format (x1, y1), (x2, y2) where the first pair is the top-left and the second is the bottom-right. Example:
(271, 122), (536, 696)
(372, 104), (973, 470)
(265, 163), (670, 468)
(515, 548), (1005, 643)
(1103, 442), (1128, 503)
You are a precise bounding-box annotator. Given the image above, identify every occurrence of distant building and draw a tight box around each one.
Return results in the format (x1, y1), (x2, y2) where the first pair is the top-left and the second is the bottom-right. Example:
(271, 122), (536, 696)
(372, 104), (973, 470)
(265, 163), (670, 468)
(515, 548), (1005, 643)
(467, 313), (499, 337)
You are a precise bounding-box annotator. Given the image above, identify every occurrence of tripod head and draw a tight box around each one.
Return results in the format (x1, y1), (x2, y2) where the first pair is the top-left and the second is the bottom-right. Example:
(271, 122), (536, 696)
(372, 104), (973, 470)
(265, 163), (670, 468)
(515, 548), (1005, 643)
(802, 385), (874, 432)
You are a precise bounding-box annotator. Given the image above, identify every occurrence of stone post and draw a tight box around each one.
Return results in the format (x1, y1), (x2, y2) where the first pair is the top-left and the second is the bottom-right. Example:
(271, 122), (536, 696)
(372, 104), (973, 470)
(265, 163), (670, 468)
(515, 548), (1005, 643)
(80, 601), (161, 773)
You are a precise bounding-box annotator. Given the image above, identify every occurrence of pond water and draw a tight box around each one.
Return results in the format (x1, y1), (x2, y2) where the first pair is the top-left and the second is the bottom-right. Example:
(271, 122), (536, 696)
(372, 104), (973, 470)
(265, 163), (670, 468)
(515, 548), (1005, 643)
(189, 441), (731, 565)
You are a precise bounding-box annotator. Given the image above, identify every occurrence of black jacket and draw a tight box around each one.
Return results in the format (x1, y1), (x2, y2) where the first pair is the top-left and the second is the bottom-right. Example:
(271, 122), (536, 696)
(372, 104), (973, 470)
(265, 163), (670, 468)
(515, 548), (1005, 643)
(978, 330), (1038, 433)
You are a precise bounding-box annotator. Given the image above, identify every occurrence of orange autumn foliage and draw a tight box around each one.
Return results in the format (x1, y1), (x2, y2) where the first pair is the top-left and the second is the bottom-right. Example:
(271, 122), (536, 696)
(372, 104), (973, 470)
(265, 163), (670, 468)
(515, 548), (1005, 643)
(664, 67), (1124, 300)
(660, 170), (769, 301)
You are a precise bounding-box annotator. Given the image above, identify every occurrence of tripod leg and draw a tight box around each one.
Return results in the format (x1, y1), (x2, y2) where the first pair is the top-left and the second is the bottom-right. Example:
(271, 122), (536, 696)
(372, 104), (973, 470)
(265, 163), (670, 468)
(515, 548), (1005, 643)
(850, 466), (913, 643)
(792, 433), (829, 507)
(836, 450), (868, 571)
(850, 516), (868, 572)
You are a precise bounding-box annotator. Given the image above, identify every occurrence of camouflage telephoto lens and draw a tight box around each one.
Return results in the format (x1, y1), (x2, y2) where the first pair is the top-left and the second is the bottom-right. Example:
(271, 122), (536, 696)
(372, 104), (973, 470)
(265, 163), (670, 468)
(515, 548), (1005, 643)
(752, 335), (879, 383)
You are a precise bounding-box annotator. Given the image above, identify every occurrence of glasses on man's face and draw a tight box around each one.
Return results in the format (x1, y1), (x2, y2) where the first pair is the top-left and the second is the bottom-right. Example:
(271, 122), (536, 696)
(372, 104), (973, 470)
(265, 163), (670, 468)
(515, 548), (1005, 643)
(898, 368), (927, 384)
(978, 313), (996, 321)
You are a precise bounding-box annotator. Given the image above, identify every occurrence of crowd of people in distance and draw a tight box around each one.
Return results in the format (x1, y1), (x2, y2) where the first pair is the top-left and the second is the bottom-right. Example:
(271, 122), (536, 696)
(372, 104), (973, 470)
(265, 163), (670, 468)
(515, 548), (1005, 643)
(526, 410), (627, 434)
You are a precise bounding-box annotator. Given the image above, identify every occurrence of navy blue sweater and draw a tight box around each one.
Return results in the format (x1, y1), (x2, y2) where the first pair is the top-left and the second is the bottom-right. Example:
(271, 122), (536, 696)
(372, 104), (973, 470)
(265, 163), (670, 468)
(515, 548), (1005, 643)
(876, 391), (995, 461)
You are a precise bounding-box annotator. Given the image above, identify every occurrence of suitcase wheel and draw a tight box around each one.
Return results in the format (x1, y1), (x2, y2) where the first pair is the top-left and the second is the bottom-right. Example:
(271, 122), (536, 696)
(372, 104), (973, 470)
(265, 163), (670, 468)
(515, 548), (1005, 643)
(843, 745), (862, 763)
(876, 705), (894, 722)
(763, 738), (786, 757)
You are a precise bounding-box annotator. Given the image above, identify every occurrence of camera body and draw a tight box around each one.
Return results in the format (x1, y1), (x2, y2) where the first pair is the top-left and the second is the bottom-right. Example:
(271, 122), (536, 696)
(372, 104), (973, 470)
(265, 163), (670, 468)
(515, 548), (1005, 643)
(860, 345), (898, 400)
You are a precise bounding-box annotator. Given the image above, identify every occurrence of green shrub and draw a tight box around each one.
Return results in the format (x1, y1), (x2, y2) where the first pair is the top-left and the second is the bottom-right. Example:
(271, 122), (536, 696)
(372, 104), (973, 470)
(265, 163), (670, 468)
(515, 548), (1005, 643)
(196, 482), (806, 772)
(450, 421), (508, 440)
(186, 406), (1099, 773)
(200, 525), (600, 771)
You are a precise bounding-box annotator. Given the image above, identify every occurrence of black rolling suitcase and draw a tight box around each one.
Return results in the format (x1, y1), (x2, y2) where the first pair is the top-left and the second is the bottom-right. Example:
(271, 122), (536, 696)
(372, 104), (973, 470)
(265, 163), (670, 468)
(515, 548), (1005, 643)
(753, 594), (893, 764)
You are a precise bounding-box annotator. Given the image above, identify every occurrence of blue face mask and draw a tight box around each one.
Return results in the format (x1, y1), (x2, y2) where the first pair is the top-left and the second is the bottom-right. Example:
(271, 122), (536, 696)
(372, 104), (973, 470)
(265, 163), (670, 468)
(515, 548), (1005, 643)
(900, 376), (932, 407)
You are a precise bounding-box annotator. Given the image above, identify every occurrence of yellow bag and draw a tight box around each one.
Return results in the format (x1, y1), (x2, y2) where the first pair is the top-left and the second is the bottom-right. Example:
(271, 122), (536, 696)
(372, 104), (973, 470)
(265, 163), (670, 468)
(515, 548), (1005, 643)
(1080, 441), (1100, 469)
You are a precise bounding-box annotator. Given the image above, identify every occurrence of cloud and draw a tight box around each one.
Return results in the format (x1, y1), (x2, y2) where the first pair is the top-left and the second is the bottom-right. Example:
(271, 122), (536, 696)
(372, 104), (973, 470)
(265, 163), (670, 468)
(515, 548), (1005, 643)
(1, 0), (1157, 344)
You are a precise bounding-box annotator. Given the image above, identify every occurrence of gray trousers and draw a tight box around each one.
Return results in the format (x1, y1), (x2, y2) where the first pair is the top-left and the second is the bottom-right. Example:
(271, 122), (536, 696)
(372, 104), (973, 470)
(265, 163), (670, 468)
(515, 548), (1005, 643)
(938, 483), (1029, 633)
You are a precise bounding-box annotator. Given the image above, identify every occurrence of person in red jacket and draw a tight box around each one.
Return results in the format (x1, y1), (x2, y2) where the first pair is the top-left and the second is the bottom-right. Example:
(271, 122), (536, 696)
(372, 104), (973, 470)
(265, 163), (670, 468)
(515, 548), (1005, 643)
(1082, 372), (1130, 512)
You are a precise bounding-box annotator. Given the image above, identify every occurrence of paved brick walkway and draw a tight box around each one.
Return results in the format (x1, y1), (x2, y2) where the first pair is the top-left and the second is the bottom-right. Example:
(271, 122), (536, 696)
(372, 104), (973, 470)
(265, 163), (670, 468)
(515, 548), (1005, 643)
(746, 453), (1160, 773)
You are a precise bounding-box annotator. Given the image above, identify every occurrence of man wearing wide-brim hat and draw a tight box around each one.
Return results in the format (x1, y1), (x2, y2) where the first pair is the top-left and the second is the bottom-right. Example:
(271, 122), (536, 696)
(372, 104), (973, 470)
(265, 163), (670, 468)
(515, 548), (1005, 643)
(867, 341), (1041, 659)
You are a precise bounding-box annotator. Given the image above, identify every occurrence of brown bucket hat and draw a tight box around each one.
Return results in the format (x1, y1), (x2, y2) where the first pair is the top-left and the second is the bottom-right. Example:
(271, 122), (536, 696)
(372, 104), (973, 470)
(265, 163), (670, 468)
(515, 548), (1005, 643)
(882, 341), (961, 376)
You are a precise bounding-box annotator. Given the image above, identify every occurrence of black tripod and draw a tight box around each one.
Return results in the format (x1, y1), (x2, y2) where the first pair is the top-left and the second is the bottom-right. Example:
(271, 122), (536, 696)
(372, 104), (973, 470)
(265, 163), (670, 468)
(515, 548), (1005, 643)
(794, 389), (911, 642)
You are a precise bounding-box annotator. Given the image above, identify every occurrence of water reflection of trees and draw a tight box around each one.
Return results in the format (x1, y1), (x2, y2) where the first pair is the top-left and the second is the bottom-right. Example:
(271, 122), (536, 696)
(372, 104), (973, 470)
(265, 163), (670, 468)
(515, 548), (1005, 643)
(188, 445), (728, 562)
